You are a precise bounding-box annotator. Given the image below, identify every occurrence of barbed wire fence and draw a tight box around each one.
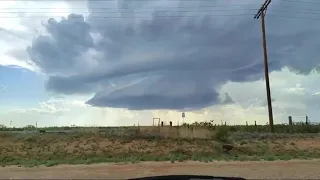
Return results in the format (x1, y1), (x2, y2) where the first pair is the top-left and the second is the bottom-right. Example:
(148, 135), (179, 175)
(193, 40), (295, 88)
(287, 115), (319, 125)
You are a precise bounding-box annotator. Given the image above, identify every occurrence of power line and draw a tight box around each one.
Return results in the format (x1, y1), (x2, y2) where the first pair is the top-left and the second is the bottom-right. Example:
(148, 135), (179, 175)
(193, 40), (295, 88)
(2, 4), (320, 13)
(0, 0), (261, 1)
(1, 15), (320, 21)
(271, 7), (320, 13)
(2, 2), (320, 13)
(0, 14), (255, 19)
(3, 13), (320, 21)
(280, 0), (320, 4)
(4, 9), (320, 15)
(271, 9), (320, 15)
(1, 4), (261, 10)
(274, 6), (320, 12)
(270, 15), (320, 20)
(0, 7), (257, 18)
(0, 9), (258, 14)
(2, 1), (320, 21)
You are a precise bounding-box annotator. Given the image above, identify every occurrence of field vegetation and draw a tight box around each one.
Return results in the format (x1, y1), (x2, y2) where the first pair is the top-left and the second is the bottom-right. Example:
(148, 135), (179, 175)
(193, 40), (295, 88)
(0, 121), (320, 167)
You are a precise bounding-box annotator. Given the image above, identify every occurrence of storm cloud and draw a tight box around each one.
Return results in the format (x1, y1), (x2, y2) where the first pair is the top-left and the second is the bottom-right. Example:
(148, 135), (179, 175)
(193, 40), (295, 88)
(25, 0), (320, 110)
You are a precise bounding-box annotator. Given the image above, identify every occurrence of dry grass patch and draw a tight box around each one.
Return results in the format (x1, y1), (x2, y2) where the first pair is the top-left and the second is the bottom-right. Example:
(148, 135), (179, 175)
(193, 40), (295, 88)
(0, 128), (319, 167)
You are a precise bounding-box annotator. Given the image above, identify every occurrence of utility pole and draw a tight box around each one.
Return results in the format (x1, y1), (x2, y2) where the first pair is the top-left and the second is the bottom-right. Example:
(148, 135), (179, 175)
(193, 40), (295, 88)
(254, 0), (274, 133)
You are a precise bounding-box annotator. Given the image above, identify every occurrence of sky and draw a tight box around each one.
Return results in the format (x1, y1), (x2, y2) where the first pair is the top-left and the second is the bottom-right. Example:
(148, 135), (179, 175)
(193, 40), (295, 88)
(1, 0), (320, 127)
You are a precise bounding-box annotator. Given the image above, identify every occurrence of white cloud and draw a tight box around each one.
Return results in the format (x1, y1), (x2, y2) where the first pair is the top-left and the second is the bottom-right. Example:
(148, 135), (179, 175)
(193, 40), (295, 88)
(1, 0), (320, 126)
(0, 0), (89, 70)
(0, 94), (154, 127)
(0, 97), (265, 127)
(221, 67), (320, 122)
(4, 66), (320, 127)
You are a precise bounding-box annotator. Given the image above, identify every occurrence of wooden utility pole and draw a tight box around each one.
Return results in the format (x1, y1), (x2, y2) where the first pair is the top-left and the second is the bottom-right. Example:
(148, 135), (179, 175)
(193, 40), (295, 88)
(254, 0), (274, 133)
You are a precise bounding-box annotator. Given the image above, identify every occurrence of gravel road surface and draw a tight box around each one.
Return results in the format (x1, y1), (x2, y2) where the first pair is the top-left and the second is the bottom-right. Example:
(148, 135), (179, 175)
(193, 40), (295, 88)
(1, 160), (320, 179)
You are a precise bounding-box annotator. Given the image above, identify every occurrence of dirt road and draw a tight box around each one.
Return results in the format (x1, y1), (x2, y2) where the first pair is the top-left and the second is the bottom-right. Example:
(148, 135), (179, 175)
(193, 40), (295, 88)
(1, 160), (320, 179)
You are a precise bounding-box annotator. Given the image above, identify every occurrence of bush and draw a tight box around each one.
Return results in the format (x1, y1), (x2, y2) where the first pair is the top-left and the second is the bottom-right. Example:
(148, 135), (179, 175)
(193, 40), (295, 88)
(39, 130), (46, 134)
(212, 126), (230, 142)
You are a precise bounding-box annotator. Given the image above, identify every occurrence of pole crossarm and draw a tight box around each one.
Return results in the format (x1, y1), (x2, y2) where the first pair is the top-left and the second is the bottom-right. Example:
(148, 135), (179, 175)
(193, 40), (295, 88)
(254, 0), (271, 19)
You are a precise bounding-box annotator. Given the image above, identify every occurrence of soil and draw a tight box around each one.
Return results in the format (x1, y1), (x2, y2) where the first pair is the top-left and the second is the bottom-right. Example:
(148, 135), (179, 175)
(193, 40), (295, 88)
(1, 160), (320, 179)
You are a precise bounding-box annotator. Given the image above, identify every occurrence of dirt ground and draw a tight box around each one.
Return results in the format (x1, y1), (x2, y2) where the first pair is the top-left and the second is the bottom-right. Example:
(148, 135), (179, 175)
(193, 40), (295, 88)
(1, 160), (320, 179)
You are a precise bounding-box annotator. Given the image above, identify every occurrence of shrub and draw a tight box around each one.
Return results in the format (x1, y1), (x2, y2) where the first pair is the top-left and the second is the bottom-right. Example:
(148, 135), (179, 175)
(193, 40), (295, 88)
(39, 130), (46, 134)
(212, 126), (230, 142)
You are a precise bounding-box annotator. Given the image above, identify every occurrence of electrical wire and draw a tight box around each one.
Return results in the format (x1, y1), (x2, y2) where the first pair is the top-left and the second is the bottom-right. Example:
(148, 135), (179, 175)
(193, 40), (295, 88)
(0, 6), (257, 19)
(2, 9), (320, 15)
(280, 0), (320, 5)
(0, 14), (256, 19)
(269, 15), (320, 21)
(1, 1), (320, 21)
(2, 4), (320, 12)
(0, 9), (258, 14)
(0, 4), (261, 9)
(0, 0), (265, 1)
(1, 12), (320, 21)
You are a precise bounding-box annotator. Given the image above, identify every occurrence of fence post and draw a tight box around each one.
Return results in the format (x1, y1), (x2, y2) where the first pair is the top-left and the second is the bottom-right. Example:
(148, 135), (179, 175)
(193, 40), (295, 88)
(288, 116), (293, 133)
(193, 126), (196, 138)
(169, 121), (172, 137)
(306, 114), (308, 125)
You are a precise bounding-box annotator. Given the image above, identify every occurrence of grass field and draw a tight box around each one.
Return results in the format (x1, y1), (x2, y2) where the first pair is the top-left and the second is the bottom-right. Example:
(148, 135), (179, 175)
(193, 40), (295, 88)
(2, 120), (320, 134)
(0, 122), (320, 167)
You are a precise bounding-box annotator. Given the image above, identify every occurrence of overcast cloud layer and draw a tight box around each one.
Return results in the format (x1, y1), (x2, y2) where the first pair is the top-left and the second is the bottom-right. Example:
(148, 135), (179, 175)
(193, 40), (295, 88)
(6, 0), (320, 110)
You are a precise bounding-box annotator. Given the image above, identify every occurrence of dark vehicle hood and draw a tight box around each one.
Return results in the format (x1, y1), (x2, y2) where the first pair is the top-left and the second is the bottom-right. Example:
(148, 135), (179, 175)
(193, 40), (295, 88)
(128, 175), (246, 180)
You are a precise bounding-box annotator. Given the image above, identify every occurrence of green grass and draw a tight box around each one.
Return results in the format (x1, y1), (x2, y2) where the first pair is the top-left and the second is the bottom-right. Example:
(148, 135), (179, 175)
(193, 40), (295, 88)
(0, 135), (319, 167)
(1, 152), (316, 167)
(0, 122), (320, 167)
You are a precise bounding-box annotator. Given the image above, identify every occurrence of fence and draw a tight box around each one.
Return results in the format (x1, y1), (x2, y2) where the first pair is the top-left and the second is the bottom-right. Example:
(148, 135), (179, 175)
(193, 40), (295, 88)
(1, 114), (320, 135)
